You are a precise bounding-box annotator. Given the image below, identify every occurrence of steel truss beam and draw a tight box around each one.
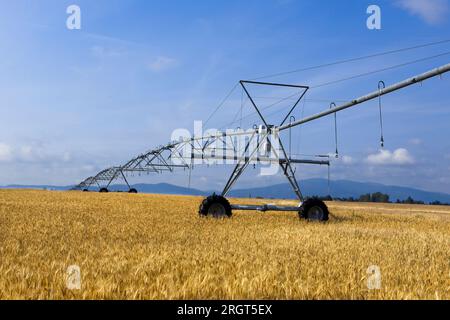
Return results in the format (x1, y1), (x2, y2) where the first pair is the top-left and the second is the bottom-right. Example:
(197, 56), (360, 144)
(73, 62), (450, 196)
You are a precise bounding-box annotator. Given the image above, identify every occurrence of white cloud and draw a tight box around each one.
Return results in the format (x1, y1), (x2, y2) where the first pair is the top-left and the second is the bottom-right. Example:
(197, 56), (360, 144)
(409, 138), (423, 145)
(91, 45), (124, 58)
(341, 155), (354, 165)
(0, 143), (71, 164)
(81, 165), (96, 172)
(0, 143), (13, 162)
(395, 0), (449, 25)
(147, 56), (179, 72)
(328, 154), (355, 165)
(366, 148), (415, 165)
(62, 152), (71, 162)
(19, 145), (46, 162)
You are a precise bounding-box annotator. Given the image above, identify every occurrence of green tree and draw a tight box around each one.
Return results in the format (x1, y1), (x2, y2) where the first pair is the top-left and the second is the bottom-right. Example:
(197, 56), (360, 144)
(359, 194), (371, 202)
(371, 192), (390, 203)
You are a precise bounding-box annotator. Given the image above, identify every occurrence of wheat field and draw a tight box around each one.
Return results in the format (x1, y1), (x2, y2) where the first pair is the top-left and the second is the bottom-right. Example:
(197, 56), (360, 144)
(0, 189), (448, 300)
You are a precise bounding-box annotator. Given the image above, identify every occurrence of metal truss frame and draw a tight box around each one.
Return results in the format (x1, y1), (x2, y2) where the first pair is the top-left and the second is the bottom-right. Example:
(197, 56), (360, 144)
(73, 62), (450, 211)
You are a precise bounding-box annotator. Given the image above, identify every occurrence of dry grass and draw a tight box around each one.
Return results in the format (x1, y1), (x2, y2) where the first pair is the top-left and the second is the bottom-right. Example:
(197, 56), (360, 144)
(0, 189), (449, 300)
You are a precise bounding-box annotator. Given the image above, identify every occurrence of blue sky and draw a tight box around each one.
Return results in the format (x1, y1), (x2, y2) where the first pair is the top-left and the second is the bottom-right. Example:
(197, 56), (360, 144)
(0, 0), (449, 194)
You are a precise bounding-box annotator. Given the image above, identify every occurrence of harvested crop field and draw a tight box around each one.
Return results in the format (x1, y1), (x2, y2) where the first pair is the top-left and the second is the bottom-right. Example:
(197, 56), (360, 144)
(0, 189), (448, 299)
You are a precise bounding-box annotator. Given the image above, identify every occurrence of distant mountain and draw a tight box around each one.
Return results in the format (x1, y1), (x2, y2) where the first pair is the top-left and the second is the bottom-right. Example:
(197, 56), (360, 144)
(1, 185), (71, 191)
(111, 183), (207, 196)
(230, 179), (450, 204)
(2, 179), (450, 204)
(0, 183), (207, 196)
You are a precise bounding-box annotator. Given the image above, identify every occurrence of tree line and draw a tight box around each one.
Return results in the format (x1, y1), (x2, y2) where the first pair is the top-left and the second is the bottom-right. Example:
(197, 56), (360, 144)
(313, 193), (449, 206)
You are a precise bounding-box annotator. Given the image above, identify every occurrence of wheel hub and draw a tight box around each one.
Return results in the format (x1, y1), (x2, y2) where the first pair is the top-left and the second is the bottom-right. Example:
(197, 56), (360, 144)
(208, 203), (227, 218)
(308, 205), (324, 220)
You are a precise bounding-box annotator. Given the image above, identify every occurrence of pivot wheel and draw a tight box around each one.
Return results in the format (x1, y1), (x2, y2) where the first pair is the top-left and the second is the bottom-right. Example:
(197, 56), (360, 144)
(128, 188), (138, 194)
(299, 198), (329, 222)
(199, 194), (232, 218)
(99, 187), (109, 193)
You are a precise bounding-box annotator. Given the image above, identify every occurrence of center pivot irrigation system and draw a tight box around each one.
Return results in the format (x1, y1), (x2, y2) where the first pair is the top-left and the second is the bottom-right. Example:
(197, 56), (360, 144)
(74, 62), (450, 221)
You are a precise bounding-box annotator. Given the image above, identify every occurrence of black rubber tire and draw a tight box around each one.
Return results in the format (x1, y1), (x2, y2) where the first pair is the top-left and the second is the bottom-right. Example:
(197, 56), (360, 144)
(128, 188), (138, 194)
(299, 198), (329, 221)
(199, 194), (232, 218)
(99, 188), (109, 193)
(83, 189), (89, 192)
